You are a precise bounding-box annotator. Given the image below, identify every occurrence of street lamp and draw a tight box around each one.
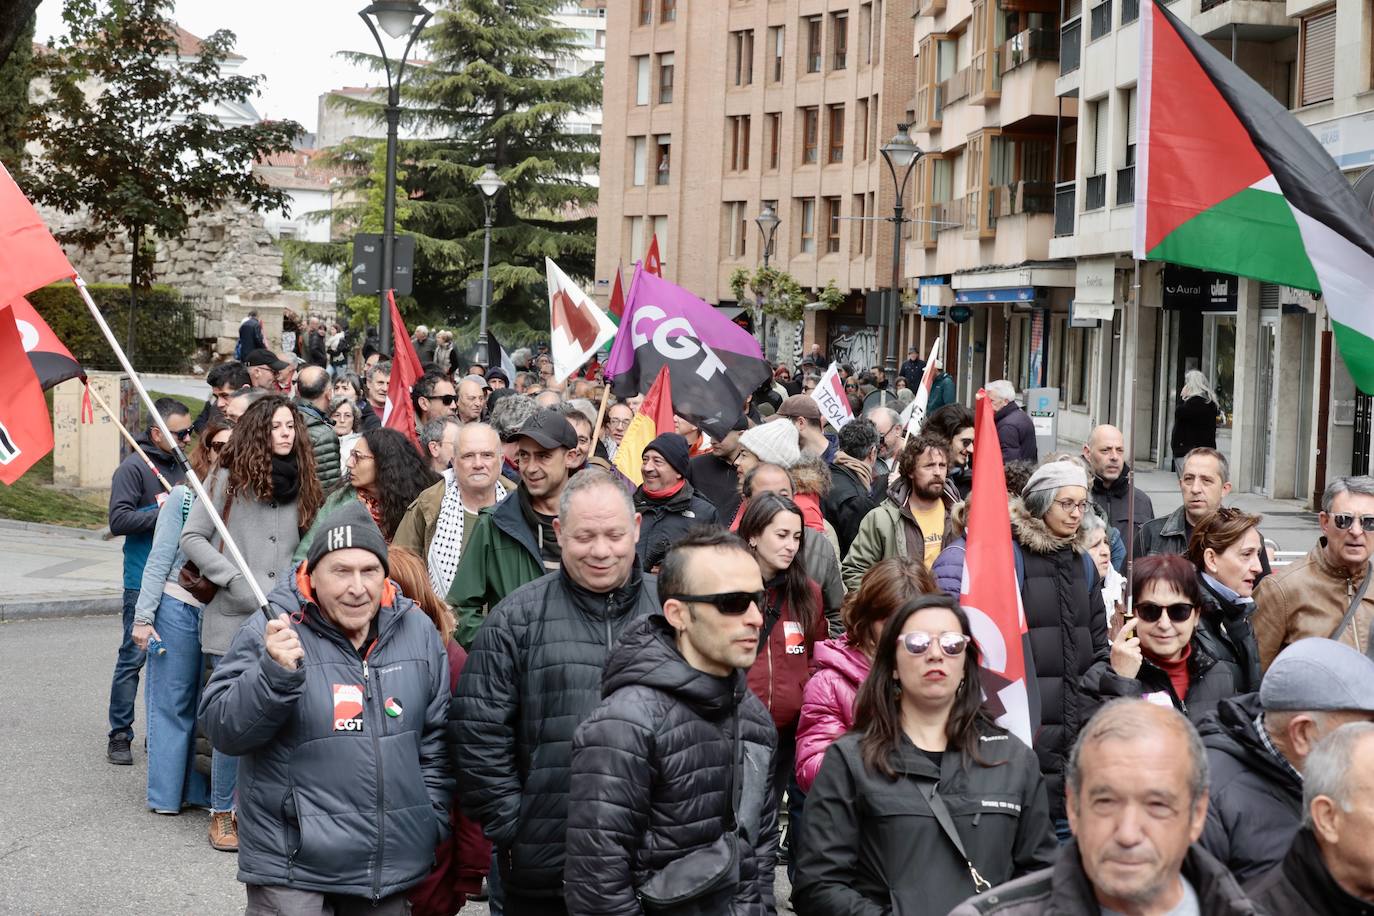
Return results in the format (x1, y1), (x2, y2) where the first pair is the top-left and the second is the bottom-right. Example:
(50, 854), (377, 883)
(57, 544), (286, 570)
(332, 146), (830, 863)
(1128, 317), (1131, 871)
(879, 123), (923, 376)
(754, 203), (781, 355)
(474, 164), (506, 366)
(359, 0), (432, 357)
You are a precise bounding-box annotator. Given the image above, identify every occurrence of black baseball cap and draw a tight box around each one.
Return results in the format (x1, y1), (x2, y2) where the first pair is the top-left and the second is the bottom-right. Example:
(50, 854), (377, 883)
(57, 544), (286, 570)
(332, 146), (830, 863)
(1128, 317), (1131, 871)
(245, 348), (289, 371)
(514, 408), (578, 450)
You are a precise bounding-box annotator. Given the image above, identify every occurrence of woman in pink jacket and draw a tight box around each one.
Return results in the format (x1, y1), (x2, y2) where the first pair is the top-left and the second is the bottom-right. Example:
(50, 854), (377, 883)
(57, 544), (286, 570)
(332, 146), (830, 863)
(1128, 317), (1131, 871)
(795, 558), (938, 793)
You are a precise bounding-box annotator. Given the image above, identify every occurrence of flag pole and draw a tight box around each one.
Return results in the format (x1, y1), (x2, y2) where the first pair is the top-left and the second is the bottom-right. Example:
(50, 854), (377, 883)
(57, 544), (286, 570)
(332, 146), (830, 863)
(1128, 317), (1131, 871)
(589, 383), (611, 452)
(1123, 260), (1143, 610)
(73, 276), (273, 621)
(85, 383), (172, 493)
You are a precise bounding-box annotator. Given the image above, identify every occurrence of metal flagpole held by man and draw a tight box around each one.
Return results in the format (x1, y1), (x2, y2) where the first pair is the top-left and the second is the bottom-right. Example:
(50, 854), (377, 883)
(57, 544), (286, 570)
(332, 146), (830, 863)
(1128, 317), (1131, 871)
(1123, 261), (1143, 609)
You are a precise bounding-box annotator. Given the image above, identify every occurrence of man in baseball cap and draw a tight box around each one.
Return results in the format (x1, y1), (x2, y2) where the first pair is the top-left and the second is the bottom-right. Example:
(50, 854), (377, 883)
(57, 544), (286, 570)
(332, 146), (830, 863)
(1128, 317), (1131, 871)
(200, 500), (452, 913)
(776, 393), (831, 459)
(244, 348), (290, 391)
(634, 432), (720, 572)
(1199, 637), (1374, 881)
(445, 409), (580, 646)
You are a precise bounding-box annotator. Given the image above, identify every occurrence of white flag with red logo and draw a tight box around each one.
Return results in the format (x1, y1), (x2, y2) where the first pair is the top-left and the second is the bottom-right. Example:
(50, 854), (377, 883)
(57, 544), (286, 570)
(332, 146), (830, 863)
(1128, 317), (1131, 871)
(901, 338), (943, 435)
(960, 389), (1040, 747)
(547, 257), (616, 384)
(810, 362), (853, 430)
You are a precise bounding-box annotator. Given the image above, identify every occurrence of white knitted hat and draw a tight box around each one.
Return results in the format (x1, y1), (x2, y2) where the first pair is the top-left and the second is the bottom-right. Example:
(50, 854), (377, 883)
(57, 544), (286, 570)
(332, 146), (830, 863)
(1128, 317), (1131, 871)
(739, 419), (801, 469)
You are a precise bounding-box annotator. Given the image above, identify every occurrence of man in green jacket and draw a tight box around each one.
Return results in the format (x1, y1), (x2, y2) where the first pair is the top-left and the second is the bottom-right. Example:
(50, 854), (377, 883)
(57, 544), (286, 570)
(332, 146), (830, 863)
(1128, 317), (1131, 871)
(446, 409), (580, 647)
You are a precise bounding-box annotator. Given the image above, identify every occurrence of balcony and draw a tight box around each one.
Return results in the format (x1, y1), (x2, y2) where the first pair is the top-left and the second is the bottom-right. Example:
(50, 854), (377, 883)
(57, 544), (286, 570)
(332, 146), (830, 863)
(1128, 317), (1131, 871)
(940, 67), (974, 112)
(1060, 20), (1081, 74)
(1054, 181), (1076, 236)
(1193, 0), (1296, 39)
(919, 0), (947, 16)
(992, 181), (1056, 217)
(1084, 173), (1107, 210)
(1000, 28), (1059, 74)
(1116, 166), (1135, 205)
(1089, 0), (1112, 40)
(936, 198), (966, 232)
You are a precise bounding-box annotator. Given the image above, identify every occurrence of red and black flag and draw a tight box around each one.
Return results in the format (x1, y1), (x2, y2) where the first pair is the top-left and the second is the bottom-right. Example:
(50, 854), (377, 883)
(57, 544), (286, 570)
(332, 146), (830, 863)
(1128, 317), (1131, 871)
(0, 305), (56, 485)
(8, 296), (84, 390)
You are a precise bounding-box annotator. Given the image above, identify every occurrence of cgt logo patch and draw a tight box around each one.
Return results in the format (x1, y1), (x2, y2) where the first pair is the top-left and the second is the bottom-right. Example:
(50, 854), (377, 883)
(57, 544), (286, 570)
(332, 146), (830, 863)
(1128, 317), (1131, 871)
(332, 683), (364, 732)
(783, 620), (805, 655)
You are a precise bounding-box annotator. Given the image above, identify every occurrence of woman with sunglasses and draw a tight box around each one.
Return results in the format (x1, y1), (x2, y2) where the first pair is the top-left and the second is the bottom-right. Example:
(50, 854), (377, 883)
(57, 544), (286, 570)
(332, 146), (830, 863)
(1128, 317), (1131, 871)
(1186, 507), (1264, 692)
(1083, 554), (1242, 725)
(131, 416), (233, 815)
(794, 595), (1055, 916)
(181, 395), (324, 851)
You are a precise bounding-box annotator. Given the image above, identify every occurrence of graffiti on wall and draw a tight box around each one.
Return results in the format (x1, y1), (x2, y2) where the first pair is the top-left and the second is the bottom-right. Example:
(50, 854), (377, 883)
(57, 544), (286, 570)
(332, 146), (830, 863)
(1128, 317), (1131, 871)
(829, 327), (879, 371)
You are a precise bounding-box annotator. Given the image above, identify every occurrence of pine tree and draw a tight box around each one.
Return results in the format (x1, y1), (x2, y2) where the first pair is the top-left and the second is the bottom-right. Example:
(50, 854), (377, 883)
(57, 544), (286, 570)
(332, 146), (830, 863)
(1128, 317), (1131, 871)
(0, 13), (34, 175)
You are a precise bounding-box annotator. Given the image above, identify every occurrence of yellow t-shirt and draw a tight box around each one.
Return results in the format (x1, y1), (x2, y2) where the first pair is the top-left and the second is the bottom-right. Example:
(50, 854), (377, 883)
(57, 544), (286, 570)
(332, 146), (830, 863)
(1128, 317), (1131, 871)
(910, 502), (946, 566)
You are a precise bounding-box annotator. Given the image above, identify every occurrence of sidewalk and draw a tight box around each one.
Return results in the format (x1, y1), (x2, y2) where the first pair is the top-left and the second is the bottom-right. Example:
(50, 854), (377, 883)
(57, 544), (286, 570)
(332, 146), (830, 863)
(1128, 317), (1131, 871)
(0, 519), (124, 621)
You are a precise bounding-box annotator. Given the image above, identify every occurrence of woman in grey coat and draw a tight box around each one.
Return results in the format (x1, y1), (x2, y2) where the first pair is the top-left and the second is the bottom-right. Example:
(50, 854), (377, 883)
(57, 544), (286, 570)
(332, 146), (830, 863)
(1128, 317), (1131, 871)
(181, 394), (324, 852)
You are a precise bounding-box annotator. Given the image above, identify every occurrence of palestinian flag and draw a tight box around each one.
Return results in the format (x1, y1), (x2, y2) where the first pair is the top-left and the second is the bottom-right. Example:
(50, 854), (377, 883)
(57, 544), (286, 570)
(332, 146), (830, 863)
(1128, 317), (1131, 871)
(1136, 0), (1374, 389)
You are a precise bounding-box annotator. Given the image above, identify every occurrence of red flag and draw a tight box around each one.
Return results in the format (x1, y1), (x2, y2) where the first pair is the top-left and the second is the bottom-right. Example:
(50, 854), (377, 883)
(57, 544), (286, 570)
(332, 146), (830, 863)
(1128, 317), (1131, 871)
(960, 389), (1039, 747)
(608, 262), (626, 319)
(8, 296), (84, 390)
(644, 234), (662, 277)
(383, 291), (423, 448)
(0, 164), (76, 306)
(0, 306), (55, 485)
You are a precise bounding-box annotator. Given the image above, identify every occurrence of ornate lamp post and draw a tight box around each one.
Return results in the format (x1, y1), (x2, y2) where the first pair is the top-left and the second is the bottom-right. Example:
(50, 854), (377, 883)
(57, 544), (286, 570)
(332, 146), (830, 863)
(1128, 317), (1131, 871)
(879, 123), (923, 376)
(473, 164), (506, 366)
(359, 0), (432, 356)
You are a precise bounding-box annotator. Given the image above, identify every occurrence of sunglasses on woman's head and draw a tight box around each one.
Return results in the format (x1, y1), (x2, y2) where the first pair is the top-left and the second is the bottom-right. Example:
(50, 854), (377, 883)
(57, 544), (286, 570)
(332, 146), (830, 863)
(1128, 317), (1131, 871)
(1134, 602), (1195, 623)
(668, 591), (764, 615)
(900, 631), (970, 657)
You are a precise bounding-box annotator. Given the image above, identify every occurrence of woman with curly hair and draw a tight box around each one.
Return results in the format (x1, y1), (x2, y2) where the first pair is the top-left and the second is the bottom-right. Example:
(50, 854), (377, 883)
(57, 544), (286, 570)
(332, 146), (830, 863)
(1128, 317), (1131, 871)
(295, 427), (440, 559)
(181, 394), (322, 852)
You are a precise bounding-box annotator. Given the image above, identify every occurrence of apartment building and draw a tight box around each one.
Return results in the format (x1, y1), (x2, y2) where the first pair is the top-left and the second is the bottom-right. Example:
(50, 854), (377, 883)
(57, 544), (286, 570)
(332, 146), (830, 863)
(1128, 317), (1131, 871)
(595, 0), (923, 369)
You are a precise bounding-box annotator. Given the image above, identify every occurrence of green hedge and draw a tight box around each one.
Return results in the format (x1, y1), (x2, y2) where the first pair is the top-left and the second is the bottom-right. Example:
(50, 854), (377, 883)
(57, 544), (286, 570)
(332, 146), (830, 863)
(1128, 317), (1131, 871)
(27, 283), (200, 373)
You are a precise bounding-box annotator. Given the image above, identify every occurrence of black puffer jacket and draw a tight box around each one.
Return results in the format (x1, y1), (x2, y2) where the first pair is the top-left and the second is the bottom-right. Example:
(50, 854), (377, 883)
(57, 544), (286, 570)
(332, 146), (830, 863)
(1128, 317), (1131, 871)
(1080, 637), (1239, 726)
(1010, 500), (1108, 821)
(633, 481), (720, 570)
(794, 724), (1056, 916)
(565, 615), (777, 916)
(1197, 574), (1263, 694)
(1197, 693), (1304, 882)
(449, 565), (658, 898)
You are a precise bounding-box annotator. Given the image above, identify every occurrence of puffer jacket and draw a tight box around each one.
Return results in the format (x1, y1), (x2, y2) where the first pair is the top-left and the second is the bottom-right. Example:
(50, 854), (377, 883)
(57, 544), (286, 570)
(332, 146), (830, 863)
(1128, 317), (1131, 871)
(198, 567), (452, 900)
(1079, 637), (1239, 726)
(840, 478), (955, 592)
(633, 481), (720, 571)
(994, 402), (1038, 463)
(934, 536), (968, 599)
(948, 841), (1260, 916)
(795, 724), (1056, 916)
(1247, 827), (1372, 916)
(1198, 693), (1304, 882)
(1253, 538), (1374, 671)
(449, 565), (659, 898)
(746, 578), (826, 730)
(1197, 573), (1262, 693)
(295, 399), (342, 491)
(794, 637), (871, 793)
(565, 615), (778, 916)
(1010, 499), (1109, 822)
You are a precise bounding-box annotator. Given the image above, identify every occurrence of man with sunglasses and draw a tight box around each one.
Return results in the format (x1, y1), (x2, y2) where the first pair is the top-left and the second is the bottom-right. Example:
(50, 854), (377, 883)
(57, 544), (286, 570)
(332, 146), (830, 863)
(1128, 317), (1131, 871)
(293, 365), (341, 490)
(412, 369), (458, 429)
(105, 396), (191, 766)
(1253, 475), (1374, 670)
(565, 527), (778, 916)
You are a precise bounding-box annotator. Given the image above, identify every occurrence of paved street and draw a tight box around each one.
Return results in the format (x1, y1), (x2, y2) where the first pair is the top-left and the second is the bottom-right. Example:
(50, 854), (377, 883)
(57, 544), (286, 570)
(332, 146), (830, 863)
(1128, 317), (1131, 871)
(0, 521), (124, 621)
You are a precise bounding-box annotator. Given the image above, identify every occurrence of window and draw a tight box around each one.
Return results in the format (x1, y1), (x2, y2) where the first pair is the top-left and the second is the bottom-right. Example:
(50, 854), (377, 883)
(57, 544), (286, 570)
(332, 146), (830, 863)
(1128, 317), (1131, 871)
(725, 202), (749, 258)
(852, 194), (867, 255)
(766, 112), (781, 170)
(732, 30), (755, 86)
(827, 104), (845, 163)
(856, 98), (869, 161)
(873, 0), (883, 64)
(870, 95), (879, 159)
(866, 190), (876, 252)
(769, 26), (785, 83)
(801, 107), (820, 163)
(652, 216), (668, 257)
(638, 0), (652, 26)
(634, 56), (650, 105)
(628, 216), (646, 262)
(1089, 0), (1112, 40)
(1118, 88), (1137, 205)
(1121, 0), (1139, 24)
(805, 16), (823, 73)
(655, 135), (671, 185)
(1085, 99), (1107, 210)
(859, 3), (873, 67)
(657, 53), (674, 104)
(660, 0), (676, 23)
(799, 198), (816, 253)
(831, 13), (848, 70)
(824, 197), (842, 253)
(1299, 9), (1336, 106)
(631, 136), (647, 186)
(729, 115), (752, 171)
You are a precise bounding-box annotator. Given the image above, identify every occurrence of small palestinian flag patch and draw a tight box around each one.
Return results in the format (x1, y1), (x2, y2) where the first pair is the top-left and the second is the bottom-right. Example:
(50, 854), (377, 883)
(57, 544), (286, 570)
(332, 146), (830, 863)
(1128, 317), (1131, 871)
(384, 697), (403, 718)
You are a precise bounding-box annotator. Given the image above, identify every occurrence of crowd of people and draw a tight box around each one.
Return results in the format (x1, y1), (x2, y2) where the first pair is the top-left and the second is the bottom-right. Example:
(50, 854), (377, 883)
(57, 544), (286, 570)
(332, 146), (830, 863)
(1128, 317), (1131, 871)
(99, 330), (1374, 915)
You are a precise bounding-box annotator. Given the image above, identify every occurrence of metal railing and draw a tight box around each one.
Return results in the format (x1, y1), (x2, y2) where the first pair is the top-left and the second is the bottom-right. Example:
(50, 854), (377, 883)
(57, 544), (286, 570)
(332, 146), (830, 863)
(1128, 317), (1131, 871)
(1000, 28), (1060, 74)
(1085, 173), (1107, 210)
(1116, 165), (1135, 205)
(1054, 181), (1076, 236)
(1060, 20), (1081, 74)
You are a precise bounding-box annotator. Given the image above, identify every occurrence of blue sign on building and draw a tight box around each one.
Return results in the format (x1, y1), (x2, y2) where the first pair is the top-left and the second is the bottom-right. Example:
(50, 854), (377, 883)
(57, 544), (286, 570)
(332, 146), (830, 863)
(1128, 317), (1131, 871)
(954, 286), (1038, 304)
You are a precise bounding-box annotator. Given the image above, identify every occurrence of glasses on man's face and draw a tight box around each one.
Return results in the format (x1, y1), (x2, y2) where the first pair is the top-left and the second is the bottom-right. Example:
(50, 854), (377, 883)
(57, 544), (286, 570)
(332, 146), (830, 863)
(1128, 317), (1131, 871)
(1133, 602), (1195, 624)
(171, 427), (193, 441)
(607, 418), (632, 430)
(669, 591), (764, 616)
(1332, 513), (1374, 533)
(433, 394), (458, 406)
(900, 631), (971, 657)
(1054, 499), (1090, 515)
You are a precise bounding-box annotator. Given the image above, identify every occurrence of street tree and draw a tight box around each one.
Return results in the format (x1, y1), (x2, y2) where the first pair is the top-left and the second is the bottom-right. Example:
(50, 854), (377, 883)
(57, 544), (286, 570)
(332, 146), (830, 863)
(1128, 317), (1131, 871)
(22, 0), (301, 350)
(0, 12), (34, 174)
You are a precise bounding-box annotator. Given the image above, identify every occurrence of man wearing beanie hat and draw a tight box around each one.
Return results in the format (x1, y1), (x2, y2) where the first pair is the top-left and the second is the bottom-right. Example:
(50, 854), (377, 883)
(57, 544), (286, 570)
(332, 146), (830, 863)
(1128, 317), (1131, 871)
(633, 432), (721, 572)
(1009, 455), (1108, 838)
(734, 417), (802, 485)
(1199, 637), (1374, 881)
(200, 501), (453, 913)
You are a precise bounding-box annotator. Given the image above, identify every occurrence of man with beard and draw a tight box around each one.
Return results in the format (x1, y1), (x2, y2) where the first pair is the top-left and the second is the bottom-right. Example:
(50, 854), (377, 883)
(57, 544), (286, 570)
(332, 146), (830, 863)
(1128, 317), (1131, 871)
(1084, 424), (1155, 550)
(690, 415), (748, 523)
(446, 410), (579, 647)
(634, 433), (720, 572)
(841, 433), (954, 591)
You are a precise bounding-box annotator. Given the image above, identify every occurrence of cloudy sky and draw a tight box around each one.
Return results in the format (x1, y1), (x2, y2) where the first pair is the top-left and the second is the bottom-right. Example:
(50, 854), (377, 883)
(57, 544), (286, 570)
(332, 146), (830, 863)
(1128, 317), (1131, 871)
(34, 0), (392, 133)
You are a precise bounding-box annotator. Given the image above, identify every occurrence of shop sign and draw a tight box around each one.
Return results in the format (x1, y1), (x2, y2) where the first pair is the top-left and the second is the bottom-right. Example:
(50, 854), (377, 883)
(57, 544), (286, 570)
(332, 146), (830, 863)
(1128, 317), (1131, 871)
(1162, 265), (1237, 311)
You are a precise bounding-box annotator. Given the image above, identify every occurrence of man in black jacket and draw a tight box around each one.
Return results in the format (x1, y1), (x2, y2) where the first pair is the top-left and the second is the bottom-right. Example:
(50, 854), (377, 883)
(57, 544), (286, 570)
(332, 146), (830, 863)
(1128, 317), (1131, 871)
(1136, 448), (1231, 558)
(823, 418), (879, 557)
(1247, 722), (1374, 913)
(989, 379), (1038, 463)
(1199, 638), (1374, 881)
(690, 415), (748, 524)
(565, 527), (776, 916)
(1083, 424), (1155, 552)
(633, 432), (720, 571)
(451, 470), (658, 916)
